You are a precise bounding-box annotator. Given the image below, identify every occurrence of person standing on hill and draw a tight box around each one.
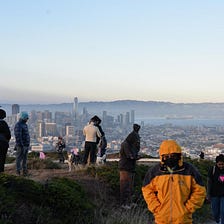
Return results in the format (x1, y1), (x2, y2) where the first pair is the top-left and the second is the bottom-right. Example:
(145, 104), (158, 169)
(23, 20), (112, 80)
(142, 140), (206, 224)
(90, 115), (107, 160)
(119, 123), (141, 208)
(55, 136), (66, 163)
(83, 119), (102, 165)
(0, 109), (11, 172)
(90, 115), (105, 144)
(207, 154), (224, 224)
(199, 151), (205, 160)
(14, 111), (30, 176)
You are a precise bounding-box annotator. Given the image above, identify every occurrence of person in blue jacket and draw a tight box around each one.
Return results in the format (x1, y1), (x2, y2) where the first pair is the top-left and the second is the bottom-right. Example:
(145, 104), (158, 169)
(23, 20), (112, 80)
(14, 111), (30, 176)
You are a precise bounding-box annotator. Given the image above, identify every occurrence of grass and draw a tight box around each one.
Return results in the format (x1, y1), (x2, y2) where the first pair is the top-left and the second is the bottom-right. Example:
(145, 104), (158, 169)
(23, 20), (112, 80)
(3, 154), (215, 223)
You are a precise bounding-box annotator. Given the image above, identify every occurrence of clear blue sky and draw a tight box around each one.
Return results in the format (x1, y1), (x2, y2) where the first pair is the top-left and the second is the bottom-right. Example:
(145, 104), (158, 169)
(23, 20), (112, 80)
(1, 0), (224, 104)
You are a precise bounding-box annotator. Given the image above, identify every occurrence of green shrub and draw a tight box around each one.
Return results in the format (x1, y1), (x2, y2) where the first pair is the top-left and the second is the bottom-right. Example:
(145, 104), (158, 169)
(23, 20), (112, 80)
(0, 173), (94, 224)
(86, 159), (214, 223)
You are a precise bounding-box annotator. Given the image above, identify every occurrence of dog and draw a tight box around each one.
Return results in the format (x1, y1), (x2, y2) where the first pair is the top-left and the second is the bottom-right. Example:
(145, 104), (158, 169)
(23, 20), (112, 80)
(66, 151), (82, 172)
(96, 154), (106, 165)
(66, 152), (75, 172)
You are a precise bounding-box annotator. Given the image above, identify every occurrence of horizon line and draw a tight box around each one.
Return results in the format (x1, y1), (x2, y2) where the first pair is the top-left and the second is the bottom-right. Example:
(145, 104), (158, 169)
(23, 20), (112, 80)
(1, 99), (224, 105)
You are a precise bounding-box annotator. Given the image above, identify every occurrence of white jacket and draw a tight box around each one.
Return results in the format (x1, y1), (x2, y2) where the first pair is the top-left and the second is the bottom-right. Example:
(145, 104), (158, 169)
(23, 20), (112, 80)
(83, 122), (102, 142)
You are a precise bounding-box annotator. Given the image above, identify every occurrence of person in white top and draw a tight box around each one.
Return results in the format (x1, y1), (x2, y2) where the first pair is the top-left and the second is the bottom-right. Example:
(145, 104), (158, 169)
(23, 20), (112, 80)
(83, 120), (102, 165)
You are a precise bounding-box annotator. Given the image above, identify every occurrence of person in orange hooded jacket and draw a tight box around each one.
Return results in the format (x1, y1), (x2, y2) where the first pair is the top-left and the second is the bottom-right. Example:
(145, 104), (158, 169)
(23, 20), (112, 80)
(142, 139), (206, 224)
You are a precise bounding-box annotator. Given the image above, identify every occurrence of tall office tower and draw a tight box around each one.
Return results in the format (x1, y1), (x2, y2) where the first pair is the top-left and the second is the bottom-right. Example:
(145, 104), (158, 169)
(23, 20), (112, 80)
(73, 97), (78, 120)
(125, 112), (130, 126)
(102, 111), (107, 123)
(45, 123), (57, 136)
(12, 104), (20, 115)
(131, 110), (135, 124)
(43, 110), (52, 122)
(119, 113), (124, 126)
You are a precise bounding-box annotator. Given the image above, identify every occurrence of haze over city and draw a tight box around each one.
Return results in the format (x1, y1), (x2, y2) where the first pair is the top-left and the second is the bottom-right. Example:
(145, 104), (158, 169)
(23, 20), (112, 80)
(1, 0), (224, 104)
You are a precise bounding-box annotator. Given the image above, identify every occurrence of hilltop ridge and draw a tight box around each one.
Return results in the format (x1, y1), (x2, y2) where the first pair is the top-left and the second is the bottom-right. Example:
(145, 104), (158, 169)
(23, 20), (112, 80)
(2, 100), (224, 119)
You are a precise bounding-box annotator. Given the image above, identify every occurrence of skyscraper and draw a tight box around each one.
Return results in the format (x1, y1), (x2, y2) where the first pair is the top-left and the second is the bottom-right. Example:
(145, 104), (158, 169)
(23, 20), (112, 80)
(12, 104), (20, 115)
(131, 110), (135, 124)
(73, 97), (78, 120)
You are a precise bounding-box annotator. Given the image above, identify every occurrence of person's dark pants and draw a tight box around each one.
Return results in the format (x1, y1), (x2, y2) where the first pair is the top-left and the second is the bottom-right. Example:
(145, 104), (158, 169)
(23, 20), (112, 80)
(120, 170), (135, 206)
(58, 152), (64, 163)
(16, 146), (29, 174)
(0, 141), (8, 172)
(211, 196), (224, 224)
(100, 147), (106, 157)
(83, 141), (97, 165)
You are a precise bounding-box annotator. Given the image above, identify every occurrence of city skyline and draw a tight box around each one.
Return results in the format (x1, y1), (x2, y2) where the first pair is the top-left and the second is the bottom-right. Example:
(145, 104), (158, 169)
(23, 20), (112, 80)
(1, 1), (224, 104)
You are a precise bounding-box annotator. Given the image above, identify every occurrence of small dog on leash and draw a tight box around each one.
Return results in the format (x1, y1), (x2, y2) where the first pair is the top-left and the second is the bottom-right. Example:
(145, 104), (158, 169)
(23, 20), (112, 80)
(96, 154), (106, 165)
(66, 152), (75, 172)
(66, 151), (81, 172)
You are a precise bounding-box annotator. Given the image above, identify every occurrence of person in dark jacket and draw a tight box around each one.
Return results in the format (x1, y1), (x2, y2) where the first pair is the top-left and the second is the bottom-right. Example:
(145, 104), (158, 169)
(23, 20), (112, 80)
(207, 154), (224, 224)
(55, 136), (66, 163)
(118, 123), (141, 208)
(99, 135), (107, 158)
(90, 115), (107, 160)
(90, 115), (105, 144)
(14, 111), (30, 176)
(0, 109), (11, 172)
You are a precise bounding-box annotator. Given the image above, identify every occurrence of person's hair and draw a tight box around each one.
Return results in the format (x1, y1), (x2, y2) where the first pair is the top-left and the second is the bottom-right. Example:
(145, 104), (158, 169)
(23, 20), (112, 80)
(0, 109), (6, 119)
(216, 154), (224, 163)
(90, 115), (101, 124)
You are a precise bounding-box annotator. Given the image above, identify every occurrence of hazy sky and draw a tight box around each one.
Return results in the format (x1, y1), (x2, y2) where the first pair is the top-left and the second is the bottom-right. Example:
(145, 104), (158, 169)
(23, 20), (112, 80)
(1, 0), (224, 104)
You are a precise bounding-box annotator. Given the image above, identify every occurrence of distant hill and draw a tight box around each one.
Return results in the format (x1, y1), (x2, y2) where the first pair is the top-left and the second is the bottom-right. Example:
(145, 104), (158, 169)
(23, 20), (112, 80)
(2, 100), (224, 119)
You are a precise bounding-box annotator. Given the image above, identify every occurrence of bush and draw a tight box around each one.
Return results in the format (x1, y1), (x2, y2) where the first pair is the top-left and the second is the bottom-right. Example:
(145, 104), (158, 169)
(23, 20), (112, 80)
(85, 159), (214, 223)
(0, 173), (94, 224)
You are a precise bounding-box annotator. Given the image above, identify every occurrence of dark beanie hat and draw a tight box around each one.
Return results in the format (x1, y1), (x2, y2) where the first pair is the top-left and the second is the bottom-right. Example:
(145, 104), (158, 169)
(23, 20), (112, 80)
(0, 109), (6, 119)
(133, 124), (141, 132)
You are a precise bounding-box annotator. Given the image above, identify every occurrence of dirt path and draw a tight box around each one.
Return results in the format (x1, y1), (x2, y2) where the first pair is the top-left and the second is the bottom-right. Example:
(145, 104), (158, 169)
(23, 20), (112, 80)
(4, 163), (94, 184)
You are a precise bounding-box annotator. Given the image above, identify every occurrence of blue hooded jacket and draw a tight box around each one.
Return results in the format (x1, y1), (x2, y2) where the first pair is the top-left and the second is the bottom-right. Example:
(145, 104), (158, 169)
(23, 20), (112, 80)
(14, 119), (30, 147)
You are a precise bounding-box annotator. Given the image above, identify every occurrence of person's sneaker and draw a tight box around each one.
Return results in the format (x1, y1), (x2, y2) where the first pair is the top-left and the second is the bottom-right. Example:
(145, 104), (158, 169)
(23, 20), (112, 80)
(16, 171), (20, 176)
